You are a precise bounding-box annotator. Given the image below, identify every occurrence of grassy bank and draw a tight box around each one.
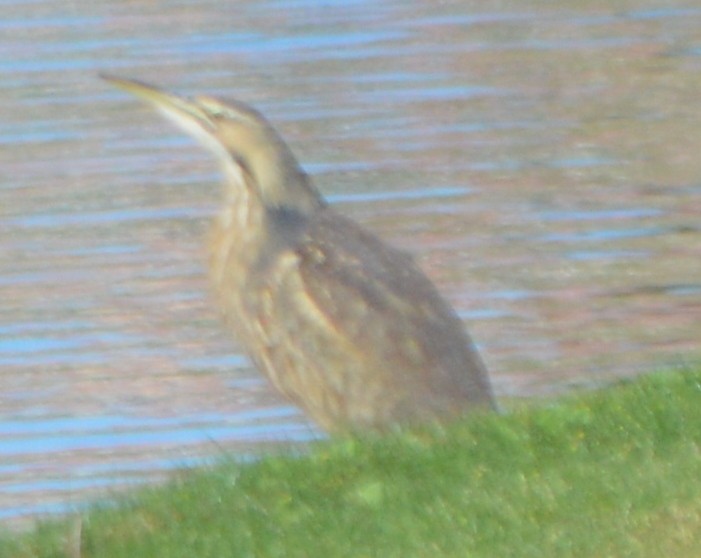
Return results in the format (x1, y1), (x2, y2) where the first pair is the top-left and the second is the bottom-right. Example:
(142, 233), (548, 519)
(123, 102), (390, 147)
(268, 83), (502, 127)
(2, 367), (700, 557)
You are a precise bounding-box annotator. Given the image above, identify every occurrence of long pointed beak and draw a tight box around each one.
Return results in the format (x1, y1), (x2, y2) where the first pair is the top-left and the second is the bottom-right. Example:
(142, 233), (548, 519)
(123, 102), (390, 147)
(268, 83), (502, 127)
(100, 73), (214, 131)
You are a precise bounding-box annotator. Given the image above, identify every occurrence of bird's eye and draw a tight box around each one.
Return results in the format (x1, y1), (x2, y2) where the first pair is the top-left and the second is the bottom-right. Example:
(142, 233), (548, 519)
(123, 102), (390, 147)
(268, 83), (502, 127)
(196, 97), (258, 126)
(205, 106), (227, 119)
(195, 97), (227, 117)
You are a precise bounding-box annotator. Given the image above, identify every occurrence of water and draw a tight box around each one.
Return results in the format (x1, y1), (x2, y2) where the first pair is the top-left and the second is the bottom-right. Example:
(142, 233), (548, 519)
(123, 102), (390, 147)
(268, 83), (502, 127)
(2, 0), (701, 529)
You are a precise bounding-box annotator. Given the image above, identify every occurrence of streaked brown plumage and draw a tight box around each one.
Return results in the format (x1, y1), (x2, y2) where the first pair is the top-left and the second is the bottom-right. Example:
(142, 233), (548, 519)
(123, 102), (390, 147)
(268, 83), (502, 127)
(102, 74), (496, 432)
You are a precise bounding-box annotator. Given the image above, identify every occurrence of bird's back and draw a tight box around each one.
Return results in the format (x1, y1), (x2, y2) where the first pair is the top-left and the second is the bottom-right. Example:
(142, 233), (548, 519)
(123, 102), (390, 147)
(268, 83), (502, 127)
(239, 206), (495, 431)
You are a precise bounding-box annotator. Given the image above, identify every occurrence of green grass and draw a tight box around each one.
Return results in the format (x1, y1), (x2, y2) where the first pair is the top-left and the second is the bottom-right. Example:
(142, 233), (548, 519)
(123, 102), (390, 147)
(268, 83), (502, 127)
(2, 367), (701, 557)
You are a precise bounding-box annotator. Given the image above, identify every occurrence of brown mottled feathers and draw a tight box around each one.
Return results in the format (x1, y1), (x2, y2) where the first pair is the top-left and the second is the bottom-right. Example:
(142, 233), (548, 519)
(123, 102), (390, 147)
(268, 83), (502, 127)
(246, 207), (494, 431)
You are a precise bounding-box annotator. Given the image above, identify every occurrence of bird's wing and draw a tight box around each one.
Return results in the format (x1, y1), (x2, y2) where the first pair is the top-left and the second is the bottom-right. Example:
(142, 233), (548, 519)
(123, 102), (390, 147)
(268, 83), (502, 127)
(292, 208), (487, 393)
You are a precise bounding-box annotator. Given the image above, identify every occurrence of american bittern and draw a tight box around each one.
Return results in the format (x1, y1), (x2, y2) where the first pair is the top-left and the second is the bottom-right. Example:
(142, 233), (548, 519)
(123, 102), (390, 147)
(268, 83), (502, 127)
(102, 74), (496, 432)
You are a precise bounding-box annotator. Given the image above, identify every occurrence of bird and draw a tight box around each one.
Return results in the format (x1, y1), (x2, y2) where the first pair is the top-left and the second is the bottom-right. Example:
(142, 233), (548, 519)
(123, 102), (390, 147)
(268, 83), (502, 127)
(102, 74), (496, 432)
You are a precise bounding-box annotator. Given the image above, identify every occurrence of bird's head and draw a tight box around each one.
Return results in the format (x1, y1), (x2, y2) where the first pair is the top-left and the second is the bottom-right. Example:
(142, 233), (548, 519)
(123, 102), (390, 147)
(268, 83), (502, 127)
(101, 74), (323, 215)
